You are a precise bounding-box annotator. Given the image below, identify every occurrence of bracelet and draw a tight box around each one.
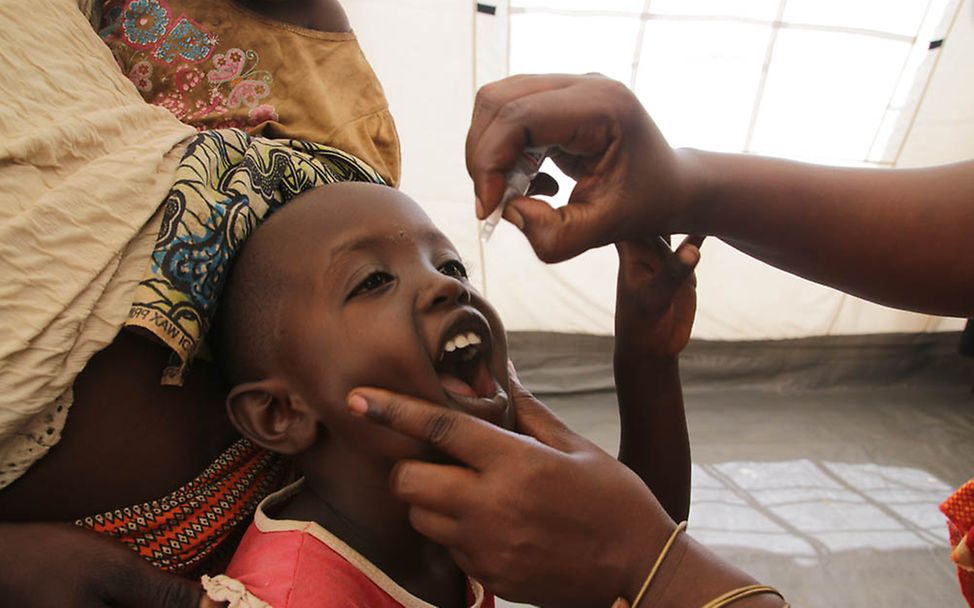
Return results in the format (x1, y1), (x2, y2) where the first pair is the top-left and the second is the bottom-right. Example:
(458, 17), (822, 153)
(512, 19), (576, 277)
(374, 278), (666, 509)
(700, 584), (789, 608)
(630, 520), (687, 608)
(618, 523), (788, 608)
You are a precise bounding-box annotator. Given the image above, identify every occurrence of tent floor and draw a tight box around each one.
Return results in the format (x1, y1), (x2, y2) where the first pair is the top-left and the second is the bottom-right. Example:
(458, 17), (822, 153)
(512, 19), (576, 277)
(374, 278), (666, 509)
(497, 331), (974, 608)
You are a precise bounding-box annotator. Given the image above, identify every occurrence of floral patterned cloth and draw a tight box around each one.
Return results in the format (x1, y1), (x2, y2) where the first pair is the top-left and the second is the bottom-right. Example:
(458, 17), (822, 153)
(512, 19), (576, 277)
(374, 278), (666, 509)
(99, 0), (401, 186)
(125, 129), (384, 384)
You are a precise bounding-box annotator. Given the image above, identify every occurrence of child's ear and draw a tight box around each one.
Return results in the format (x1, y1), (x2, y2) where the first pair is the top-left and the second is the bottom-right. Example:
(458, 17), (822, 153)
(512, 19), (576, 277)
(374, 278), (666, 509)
(226, 380), (318, 455)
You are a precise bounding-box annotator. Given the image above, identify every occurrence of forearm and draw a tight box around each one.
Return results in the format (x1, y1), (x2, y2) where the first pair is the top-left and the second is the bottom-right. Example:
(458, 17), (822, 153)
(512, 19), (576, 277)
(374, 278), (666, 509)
(675, 150), (974, 317)
(615, 355), (690, 522)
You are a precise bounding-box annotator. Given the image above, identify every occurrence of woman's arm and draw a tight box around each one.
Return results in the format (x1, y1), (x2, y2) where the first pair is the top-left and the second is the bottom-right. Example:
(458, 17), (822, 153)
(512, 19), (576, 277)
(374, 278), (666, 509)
(466, 74), (974, 317)
(679, 151), (974, 317)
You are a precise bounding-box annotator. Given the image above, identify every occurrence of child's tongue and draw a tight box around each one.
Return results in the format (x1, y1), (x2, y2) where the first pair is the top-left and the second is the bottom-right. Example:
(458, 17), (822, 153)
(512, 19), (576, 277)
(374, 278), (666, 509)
(438, 372), (477, 399)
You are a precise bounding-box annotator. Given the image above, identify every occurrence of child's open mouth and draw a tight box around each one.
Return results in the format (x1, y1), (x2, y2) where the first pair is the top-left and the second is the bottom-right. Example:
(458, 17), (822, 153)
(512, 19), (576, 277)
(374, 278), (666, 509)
(430, 311), (512, 429)
(435, 329), (497, 400)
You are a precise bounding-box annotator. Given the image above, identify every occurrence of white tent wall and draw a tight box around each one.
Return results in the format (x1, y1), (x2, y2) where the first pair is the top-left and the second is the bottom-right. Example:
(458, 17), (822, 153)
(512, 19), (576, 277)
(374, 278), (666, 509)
(343, 0), (487, 294)
(897, 0), (974, 167)
(345, 0), (969, 340)
(822, 0), (974, 337)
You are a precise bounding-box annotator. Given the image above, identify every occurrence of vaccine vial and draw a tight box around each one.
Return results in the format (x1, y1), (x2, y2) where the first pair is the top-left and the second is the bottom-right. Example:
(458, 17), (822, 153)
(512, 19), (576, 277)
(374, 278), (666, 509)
(480, 146), (548, 243)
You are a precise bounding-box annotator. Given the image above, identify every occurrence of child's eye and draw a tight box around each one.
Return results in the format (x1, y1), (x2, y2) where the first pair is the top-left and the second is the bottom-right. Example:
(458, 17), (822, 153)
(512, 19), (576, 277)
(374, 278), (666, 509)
(438, 260), (468, 279)
(349, 271), (394, 298)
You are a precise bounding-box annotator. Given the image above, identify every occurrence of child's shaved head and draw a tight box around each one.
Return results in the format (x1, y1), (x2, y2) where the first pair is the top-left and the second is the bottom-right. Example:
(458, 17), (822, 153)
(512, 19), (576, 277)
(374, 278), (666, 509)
(214, 215), (291, 386)
(215, 184), (356, 385)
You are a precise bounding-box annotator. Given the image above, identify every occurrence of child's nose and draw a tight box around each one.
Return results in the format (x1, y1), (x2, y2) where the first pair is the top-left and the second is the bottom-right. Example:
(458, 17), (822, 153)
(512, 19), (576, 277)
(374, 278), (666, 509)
(418, 273), (471, 311)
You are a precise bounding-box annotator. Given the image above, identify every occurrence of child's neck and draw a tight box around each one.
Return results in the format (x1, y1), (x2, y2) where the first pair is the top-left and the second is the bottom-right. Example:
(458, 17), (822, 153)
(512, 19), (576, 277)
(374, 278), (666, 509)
(279, 470), (469, 608)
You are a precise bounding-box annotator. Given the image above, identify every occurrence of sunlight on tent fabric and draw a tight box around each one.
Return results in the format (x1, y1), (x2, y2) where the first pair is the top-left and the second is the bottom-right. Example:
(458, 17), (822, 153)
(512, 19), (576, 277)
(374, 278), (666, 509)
(691, 460), (953, 560)
(649, 0), (780, 20)
(512, 0), (642, 11)
(632, 19), (768, 153)
(784, 0), (932, 36)
(750, 31), (910, 162)
(509, 14), (639, 85)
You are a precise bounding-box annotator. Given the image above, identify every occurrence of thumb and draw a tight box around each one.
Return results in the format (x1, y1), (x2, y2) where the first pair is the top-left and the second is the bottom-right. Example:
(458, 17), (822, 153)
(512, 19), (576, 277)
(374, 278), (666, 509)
(671, 234), (704, 287)
(508, 362), (585, 452)
(508, 196), (606, 263)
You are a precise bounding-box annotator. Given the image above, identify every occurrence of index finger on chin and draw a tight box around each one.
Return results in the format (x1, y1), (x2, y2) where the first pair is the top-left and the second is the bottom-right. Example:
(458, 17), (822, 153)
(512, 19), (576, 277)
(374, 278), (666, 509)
(347, 387), (517, 470)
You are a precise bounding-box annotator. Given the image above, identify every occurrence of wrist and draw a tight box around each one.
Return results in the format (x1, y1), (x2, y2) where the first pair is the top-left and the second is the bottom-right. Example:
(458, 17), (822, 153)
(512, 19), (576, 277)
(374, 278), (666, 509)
(614, 349), (680, 373)
(618, 513), (682, 605)
(625, 527), (773, 608)
(670, 147), (714, 235)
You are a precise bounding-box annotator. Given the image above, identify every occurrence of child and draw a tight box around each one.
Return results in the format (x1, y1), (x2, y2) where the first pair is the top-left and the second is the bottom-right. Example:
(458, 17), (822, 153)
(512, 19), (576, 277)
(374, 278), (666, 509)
(201, 182), (700, 607)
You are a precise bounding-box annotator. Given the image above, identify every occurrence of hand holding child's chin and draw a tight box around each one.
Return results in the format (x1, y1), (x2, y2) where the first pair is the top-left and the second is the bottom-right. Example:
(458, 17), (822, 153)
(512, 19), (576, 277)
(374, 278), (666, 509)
(346, 375), (676, 607)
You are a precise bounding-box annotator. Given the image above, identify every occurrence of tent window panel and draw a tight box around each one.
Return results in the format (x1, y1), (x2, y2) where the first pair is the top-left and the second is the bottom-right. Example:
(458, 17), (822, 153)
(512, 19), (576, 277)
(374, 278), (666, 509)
(748, 30), (911, 162)
(649, 0), (781, 21)
(783, 0), (934, 38)
(509, 13), (641, 86)
(634, 20), (770, 152)
(505, 1), (953, 167)
(511, 0), (643, 13)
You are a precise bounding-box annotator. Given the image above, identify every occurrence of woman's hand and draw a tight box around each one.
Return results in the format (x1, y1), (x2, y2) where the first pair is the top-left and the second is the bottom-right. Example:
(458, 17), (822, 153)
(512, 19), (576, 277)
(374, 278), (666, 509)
(347, 371), (677, 608)
(0, 523), (220, 608)
(466, 74), (700, 263)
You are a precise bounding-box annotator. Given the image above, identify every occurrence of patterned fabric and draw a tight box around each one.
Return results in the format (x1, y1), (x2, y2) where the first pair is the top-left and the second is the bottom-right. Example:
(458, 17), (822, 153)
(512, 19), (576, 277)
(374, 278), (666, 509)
(942, 478), (974, 607)
(98, 0), (401, 186)
(125, 128), (383, 384)
(77, 438), (287, 575)
(102, 0), (260, 123)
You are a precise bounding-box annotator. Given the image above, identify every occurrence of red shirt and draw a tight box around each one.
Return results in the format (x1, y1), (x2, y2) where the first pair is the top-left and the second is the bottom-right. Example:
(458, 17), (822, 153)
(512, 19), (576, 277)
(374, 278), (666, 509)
(203, 482), (494, 608)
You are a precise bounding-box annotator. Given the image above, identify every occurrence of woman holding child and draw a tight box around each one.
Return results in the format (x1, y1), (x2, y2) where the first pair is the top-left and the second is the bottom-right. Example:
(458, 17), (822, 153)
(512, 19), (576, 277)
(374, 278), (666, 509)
(0, 0), (395, 605)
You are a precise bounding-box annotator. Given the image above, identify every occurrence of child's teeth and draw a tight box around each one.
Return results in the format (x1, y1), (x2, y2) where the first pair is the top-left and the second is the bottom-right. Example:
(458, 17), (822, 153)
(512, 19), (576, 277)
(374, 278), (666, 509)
(442, 332), (485, 358)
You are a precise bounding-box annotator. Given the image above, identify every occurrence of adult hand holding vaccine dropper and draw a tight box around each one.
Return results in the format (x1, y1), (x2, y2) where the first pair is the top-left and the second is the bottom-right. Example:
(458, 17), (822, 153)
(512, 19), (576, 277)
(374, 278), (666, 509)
(479, 147), (548, 242)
